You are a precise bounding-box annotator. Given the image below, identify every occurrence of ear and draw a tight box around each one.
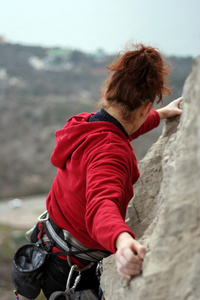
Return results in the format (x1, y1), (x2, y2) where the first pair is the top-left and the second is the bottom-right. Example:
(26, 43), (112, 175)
(141, 102), (152, 116)
(104, 90), (107, 99)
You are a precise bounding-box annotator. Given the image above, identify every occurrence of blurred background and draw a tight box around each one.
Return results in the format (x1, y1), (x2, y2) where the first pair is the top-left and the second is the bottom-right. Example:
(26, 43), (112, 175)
(0, 0), (199, 299)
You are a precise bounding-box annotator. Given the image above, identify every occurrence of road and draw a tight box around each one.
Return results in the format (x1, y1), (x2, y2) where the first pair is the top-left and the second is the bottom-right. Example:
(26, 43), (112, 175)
(0, 195), (47, 228)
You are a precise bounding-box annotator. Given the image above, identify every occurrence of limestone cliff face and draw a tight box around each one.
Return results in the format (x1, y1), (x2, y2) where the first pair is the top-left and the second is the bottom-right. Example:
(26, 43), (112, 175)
(101, 57), (200, 300)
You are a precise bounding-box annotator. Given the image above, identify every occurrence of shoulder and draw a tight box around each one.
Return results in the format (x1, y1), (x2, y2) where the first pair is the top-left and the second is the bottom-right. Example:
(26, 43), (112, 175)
(84, 131), (133, 165)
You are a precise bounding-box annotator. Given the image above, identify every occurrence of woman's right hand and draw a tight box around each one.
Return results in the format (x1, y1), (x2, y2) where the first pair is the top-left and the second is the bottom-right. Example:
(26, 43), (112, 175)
(115, 232), (146, 280)
(157, 97), (183, 120)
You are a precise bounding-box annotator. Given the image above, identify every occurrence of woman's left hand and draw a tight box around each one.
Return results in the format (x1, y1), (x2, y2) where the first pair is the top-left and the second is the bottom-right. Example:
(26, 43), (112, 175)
(157, 97), (183, 120)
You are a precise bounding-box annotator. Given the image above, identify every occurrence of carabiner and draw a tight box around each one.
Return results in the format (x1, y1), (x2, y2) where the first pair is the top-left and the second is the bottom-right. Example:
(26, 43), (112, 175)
(38, 210), (49, 222)
(66, 264), (80, 291)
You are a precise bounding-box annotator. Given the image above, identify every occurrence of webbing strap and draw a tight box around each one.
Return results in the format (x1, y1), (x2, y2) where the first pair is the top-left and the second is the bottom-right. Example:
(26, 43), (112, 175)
(62, 229), (110, 261)
(46, 219), (70, 252)
(38, 211), (110, 262)
(44, 216), (110, 262)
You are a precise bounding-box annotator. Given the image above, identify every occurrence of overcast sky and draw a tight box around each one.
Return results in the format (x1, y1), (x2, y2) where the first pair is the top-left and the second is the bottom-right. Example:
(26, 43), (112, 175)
(1, 0), (199, 57)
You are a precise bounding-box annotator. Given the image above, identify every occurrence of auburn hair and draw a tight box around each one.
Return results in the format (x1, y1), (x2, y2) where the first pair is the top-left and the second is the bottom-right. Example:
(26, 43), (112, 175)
(104, 43), (171, 119)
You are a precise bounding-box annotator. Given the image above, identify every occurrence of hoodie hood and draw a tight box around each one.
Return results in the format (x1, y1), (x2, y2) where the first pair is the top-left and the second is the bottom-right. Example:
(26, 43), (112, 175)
(51, 112), (128, 169)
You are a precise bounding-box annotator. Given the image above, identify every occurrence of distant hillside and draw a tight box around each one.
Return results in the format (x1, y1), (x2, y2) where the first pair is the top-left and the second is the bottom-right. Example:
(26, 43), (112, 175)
(0, 43), (193, 199)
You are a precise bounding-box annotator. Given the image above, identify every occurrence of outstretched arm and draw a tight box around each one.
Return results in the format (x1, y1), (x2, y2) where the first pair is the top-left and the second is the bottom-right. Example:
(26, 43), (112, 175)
(157, 97), (183, 120)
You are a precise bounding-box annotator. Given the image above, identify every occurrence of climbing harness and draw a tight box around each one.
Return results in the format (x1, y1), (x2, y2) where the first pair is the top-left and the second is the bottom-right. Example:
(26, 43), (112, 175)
(38, 210), (110, 263)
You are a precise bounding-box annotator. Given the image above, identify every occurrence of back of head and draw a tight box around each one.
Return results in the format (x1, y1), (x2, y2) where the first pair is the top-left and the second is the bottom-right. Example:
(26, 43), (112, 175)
(104, 43), (171, 119)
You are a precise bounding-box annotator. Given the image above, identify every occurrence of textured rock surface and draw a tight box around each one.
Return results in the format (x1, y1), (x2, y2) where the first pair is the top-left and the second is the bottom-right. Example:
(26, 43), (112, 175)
(101, 57), (200, 300)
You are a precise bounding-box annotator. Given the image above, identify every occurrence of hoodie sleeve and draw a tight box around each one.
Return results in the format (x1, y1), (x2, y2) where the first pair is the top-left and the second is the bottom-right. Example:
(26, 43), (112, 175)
(84, 144), (135, 254)
(129, 109), (160, 141)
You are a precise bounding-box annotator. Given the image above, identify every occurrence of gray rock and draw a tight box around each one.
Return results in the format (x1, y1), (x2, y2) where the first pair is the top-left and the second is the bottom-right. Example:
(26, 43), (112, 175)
(101, 56), (200, 300)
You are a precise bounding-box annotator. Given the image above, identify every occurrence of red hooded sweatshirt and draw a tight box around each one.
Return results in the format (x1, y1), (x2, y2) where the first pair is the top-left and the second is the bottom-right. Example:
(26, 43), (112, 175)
(46, 109), (160, 254)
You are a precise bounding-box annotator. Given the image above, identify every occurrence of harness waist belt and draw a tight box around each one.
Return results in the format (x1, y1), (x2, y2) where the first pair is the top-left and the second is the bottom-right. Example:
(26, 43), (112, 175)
(38, 211), (110, 262)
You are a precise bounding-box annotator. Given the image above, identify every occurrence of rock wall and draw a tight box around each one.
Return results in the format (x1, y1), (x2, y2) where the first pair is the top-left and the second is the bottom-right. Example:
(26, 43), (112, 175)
(101, 57), (200, 300)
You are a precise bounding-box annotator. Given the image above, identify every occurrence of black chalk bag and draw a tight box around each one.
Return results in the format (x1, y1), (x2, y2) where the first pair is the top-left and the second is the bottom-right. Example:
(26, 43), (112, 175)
(11, 243), (48, 299)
